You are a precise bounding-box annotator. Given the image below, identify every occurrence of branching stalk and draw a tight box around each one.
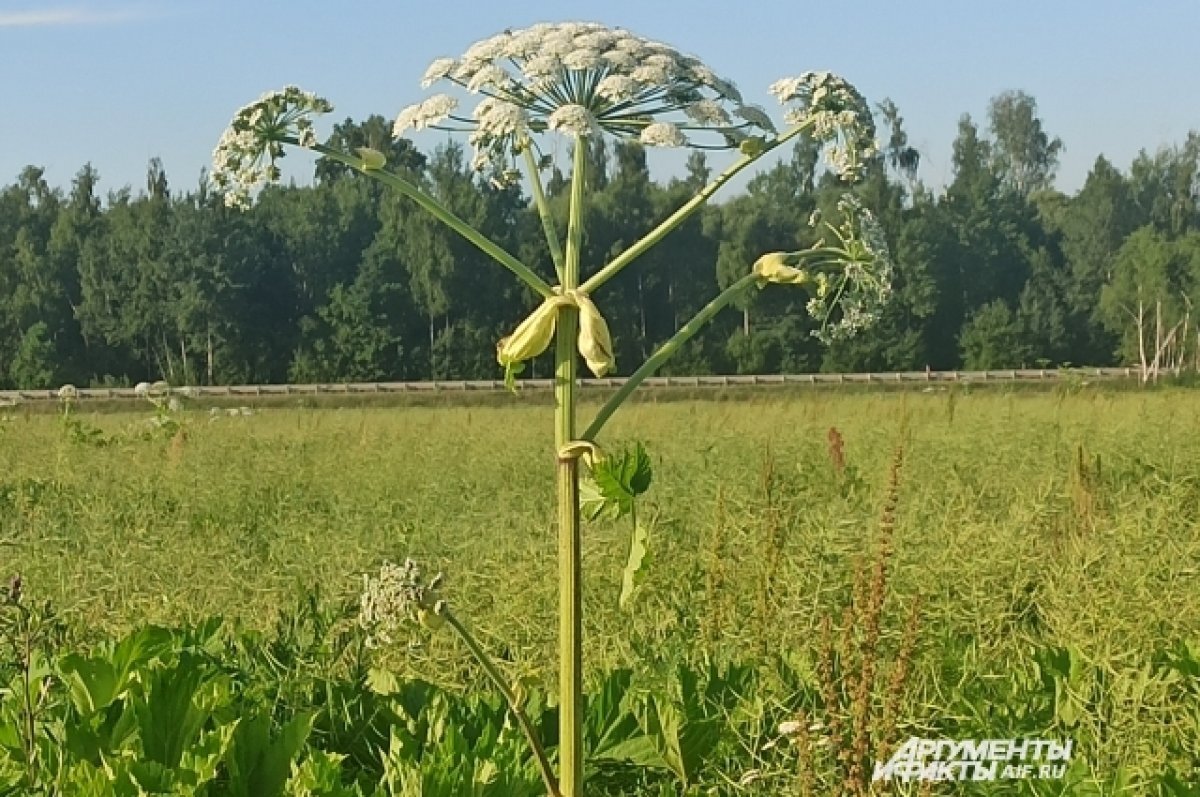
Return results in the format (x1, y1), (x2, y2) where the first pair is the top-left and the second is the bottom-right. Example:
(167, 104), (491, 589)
(440, 610), (561, 797)
(583, 273), (758, 440)
(296, 140), (555, 298)
(522, 143), (565, 283)
(578, 123), (809, 295)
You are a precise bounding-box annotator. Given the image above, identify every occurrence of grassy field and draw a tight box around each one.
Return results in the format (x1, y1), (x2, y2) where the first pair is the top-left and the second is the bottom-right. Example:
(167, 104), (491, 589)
(2, 387), (1199, 793)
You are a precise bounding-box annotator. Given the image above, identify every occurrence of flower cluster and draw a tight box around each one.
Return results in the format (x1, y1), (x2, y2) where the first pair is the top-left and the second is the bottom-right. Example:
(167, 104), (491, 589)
(394, 22), (775, 179)
(805, 195), (894, 343)
(358, 559), (445, 647)
(211, 86), (333, 209)
(770, 72), (877, 181)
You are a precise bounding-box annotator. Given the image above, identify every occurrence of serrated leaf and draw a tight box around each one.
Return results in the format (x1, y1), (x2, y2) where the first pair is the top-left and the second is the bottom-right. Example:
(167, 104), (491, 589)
(619, 521), (650, 610)
(580, 475), (617, 522)
(625, 442), (652, 496)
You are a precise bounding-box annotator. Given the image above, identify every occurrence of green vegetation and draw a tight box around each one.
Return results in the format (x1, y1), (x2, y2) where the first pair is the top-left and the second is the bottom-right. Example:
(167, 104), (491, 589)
(2, 90), (1199, 388)
(2, 390), (1198, 793)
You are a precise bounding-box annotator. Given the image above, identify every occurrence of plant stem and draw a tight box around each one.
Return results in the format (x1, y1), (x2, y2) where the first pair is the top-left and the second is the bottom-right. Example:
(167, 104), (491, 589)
(578, 124), (808, 296)
(440, 610), (561, 797)
(555, 136), (586, 797)
(297, 141), (555, 298)
(523, 143), (565, 283)
(583, 273), (759, 441)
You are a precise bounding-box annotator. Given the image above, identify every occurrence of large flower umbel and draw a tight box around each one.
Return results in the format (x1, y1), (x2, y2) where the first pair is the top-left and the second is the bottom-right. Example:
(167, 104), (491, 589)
(394, 22), (774, 178)
(211, 86), (333, 209)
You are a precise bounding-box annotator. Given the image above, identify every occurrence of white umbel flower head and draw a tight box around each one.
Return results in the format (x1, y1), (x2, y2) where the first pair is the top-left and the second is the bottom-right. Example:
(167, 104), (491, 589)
(398, 22), (776, 180)
(211, 86), (333, 209)
(805, 194), (894, 343)
(770, 72), (877, 181)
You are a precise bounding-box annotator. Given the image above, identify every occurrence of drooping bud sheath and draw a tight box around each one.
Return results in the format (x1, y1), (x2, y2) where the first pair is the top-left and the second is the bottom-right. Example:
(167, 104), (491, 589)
(752, 251), (810, 285)
(496, 295), (573, 369)
(572, 292), (615, 377)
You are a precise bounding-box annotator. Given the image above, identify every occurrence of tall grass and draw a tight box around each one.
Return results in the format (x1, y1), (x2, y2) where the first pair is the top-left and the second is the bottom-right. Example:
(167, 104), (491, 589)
(2, 388), (1199, 789)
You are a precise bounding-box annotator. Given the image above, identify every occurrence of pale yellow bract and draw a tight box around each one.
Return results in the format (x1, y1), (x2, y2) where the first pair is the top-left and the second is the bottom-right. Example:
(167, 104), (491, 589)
(496, 290), (615, 378)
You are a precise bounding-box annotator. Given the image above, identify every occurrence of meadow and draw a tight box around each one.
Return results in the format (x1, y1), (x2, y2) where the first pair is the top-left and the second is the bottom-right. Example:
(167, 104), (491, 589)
(1, 387), (1198, 794)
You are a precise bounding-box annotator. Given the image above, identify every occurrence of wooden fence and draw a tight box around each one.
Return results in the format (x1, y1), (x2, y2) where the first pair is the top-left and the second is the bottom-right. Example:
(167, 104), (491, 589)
(0, 368), (1140, 403)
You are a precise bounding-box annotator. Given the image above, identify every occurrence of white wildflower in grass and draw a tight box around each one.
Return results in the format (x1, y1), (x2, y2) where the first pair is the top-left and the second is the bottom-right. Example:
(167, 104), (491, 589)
(805, 194), (895, 343)
(358, 558), (446, 647)
(396, 21), (775, 180)
(57, 384), (78, 400)
(770, 71), (878, 181)
(211, 85), (333, 209)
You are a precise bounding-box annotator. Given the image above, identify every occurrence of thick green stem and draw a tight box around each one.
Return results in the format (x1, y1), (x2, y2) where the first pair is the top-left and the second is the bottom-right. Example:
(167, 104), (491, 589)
(523, 144), (565, 283)
(298, 141), (554, 298)
(578, 124), (808, 295)
(583, 273), (759, 440)
(555, 136), (586, 797)
(441, 609), (561, 797)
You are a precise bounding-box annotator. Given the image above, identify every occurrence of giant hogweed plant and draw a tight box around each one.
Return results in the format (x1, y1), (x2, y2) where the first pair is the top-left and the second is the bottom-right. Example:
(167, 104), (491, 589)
(213, 21), (893, 796)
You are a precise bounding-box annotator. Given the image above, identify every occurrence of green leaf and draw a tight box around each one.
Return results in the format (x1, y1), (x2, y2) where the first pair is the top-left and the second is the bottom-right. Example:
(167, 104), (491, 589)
(584, 669), (640, 758)
(623, 442), (653, 496)
(225, 711), (316, 797)
(58, 655), (119, 715)
(584, 442), (654, 522)
(579, 476), (614, 522)
(135, 652), (220, 769)
(619, 521), (651, 610)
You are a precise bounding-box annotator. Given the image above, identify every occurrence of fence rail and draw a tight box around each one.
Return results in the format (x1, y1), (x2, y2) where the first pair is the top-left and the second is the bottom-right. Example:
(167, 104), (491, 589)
(0, 368), (1140, 403)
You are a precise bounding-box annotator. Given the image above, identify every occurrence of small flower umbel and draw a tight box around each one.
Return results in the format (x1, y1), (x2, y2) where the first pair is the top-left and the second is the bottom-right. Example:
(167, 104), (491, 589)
(357, 559), (445, 647)
(770, 72), (878, 181)
(394, 22), (774, 180)
(357, 559), (562, 797)
(211, 85), (333, 209)
(753, 195), (895, 343)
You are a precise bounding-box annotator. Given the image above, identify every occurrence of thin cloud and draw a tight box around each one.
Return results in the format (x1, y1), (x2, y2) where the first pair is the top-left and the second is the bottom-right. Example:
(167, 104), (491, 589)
(0, 6), (152, 28)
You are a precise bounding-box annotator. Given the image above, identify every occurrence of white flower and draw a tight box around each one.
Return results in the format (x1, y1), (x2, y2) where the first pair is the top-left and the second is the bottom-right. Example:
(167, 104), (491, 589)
(771, 71), (877, 181)
(403, 22), (769, 176)
(548, 104), (600, 136)
(474, 97), (528, 137)
(393, 94), (458, 136)
(466, 64), (512, 94)
(133, 381), (151, 397)
(562, 49), (603, 71)
(804, 194), (894, 343)
(684, 99), (731, 126)
(211, 85), (333, 209)
(596, 75), (641, 103)
(640, 122), (686, 147)
(421, 57), (458, 88)
(778, 720), (803, 736)
(57, 384), (78, 399)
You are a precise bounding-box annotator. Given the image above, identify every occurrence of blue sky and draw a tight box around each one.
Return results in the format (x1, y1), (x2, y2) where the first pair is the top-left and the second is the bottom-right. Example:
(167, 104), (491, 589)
(3, 0), (1198, 197)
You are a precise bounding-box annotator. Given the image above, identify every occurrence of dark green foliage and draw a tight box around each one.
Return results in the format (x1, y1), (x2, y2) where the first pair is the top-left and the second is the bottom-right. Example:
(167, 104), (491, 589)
(1, 101), (1198, 388)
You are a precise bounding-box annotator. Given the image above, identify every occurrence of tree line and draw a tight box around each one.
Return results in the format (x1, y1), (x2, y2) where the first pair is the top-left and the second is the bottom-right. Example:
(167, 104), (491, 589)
(2, 91), (1198, 389)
